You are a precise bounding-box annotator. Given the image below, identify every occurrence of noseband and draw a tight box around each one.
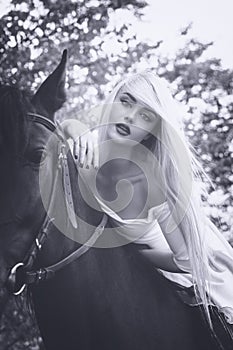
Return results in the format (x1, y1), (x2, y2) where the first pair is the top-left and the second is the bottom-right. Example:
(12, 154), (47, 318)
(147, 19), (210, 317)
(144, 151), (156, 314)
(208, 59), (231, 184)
(7, 113), (107, 295)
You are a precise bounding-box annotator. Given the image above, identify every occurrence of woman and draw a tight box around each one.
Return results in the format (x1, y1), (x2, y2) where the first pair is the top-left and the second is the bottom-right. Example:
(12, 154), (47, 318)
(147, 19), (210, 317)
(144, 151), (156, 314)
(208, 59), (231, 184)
(61, 71), (233, 345)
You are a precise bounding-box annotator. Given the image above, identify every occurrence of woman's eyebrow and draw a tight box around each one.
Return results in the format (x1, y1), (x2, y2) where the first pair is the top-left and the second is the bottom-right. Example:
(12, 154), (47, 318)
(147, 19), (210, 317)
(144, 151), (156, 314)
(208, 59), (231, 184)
(121, 92), (157, 116)
(122, 92), (137, 103)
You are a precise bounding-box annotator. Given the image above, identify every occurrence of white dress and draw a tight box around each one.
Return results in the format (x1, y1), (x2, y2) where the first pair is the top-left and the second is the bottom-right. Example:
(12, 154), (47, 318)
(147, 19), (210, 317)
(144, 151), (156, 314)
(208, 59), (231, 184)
(94, 196), (233, 325)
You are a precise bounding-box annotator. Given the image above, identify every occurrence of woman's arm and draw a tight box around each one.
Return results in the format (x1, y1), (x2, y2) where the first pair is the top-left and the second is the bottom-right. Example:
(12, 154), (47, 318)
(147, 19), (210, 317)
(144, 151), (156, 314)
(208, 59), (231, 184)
(139, 247), (188, 273)
(155, 203), (192, 274)
(138, 202), (192, 273)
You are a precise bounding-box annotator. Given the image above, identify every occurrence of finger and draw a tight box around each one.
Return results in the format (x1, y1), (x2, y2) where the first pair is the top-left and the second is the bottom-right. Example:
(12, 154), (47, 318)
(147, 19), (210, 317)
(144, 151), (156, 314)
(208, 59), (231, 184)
(79, 137), (87, 167)
(214, 251), (233, 273)
(85, 138), (94, 169)
(208, 255), (225, 273)
(93, 141), (99, 169)
(73, 138), (80, 160)
(91, 129), (99, 169)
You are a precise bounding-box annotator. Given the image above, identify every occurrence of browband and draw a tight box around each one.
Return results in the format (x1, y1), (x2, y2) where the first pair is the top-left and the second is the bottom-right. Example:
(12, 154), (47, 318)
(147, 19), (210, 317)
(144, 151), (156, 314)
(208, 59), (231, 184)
(27, 112), (56, 132)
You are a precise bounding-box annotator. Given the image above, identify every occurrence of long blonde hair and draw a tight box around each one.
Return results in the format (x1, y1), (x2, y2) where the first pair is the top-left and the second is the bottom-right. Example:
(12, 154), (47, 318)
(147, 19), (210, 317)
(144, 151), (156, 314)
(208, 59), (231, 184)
(101, 71), (214, 324)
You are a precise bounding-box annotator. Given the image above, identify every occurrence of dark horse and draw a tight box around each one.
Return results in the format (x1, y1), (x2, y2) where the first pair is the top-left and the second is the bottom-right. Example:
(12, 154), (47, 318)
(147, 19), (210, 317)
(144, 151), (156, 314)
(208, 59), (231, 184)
(0, 51), (232, 350)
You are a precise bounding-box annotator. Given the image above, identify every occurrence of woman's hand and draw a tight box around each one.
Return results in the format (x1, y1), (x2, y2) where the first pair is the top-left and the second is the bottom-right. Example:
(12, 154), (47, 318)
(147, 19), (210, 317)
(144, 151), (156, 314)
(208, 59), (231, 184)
(61, 119), (99, 169)
(73, 129), (99, 169)
(209, 250), (233, 274)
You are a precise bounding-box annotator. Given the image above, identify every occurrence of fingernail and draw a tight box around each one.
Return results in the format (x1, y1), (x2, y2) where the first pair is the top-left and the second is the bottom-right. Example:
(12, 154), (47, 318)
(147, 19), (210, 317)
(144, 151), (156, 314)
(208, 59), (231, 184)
(94, 166), (99, 170)
(86, 165), (89, 169)
(79, 163), (83, 168)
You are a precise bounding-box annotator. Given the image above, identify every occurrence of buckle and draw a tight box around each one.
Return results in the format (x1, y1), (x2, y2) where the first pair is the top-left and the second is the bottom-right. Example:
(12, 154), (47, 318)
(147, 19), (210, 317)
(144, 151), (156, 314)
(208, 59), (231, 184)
(7, 262), (26, 296)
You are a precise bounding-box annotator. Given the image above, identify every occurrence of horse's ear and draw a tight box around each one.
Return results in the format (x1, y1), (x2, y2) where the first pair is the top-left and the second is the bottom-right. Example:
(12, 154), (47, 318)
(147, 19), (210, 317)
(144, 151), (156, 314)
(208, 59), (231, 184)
(32, 49), (67, 120)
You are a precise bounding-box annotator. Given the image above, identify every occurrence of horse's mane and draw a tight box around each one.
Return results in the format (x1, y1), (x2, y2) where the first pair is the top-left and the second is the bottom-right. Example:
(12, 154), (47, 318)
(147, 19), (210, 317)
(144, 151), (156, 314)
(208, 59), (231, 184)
(0, 85), (32, 154)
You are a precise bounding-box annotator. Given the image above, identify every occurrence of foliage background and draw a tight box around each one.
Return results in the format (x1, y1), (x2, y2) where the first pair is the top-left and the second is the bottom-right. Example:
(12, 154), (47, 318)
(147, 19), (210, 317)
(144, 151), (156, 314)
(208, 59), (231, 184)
(0, 0), (232, 348)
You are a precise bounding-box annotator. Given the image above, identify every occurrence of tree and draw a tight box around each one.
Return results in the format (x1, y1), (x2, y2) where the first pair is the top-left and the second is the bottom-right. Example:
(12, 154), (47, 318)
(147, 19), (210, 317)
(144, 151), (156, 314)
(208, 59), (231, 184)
(156, 38), (233, 242)
(0, 0), (159, 112)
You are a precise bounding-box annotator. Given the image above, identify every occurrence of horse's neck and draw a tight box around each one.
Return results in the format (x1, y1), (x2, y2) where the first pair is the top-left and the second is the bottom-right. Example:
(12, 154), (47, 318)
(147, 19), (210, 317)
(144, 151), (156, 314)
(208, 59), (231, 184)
(36, 150), (103, 267)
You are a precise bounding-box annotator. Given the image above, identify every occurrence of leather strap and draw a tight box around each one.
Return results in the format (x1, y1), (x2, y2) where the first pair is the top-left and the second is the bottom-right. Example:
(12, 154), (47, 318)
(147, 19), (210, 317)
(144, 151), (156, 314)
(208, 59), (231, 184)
(23, 214), (108, 284)
(27, 112), (56, 132)
(59, 142), (78, 229)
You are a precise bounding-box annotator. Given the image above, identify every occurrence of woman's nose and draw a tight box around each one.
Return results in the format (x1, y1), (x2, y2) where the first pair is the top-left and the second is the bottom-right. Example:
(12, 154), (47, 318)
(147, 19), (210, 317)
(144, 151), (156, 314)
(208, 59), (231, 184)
(124, 115), (134, 124)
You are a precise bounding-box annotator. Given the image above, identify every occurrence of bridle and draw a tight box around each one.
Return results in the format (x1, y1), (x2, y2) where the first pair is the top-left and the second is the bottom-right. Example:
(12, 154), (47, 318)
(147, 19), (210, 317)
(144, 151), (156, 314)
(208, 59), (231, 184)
(7, 112), (107, 296)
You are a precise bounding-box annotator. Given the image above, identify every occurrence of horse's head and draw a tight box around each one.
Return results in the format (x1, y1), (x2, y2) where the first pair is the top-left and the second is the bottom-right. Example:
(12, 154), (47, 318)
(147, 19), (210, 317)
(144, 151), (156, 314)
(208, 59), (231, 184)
(0, 50), (67, 314)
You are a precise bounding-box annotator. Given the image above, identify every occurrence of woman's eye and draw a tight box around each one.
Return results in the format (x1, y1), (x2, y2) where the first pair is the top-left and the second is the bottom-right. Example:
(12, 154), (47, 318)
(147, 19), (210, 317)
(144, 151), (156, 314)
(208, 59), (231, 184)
(140, 113), (151, 122)
(120, 99), (131, 107)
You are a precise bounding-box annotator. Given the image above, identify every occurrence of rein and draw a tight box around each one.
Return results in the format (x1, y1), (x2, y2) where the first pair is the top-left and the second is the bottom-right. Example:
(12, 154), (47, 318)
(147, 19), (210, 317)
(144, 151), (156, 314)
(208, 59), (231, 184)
(7, 113), (107, 295)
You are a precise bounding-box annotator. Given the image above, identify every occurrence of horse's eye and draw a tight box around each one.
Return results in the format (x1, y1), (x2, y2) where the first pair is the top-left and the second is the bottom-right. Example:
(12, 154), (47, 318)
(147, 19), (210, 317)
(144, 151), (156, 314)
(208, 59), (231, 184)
(28, 149), (47, 165)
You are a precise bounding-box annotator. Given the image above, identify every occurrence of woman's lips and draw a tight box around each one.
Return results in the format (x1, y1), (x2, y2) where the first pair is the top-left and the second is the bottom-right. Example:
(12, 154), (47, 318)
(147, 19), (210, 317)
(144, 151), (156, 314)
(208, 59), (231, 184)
(115, 123), (130, 136)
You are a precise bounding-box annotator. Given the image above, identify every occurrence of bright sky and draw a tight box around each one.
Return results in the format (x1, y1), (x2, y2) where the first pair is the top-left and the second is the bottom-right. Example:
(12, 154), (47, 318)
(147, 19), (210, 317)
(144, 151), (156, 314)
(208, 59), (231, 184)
(0, 0), (232, 68)
(135, 0), (233, 68)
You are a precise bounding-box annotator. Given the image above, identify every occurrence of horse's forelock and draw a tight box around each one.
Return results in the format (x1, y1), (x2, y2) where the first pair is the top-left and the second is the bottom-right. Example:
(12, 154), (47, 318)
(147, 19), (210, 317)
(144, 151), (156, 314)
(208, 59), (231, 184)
(0, 85), (30, 154)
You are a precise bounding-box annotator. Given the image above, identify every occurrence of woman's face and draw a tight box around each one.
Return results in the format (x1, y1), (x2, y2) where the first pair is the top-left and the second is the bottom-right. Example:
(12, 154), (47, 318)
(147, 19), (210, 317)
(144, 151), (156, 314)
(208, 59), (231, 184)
(106, 90), (160, 144)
